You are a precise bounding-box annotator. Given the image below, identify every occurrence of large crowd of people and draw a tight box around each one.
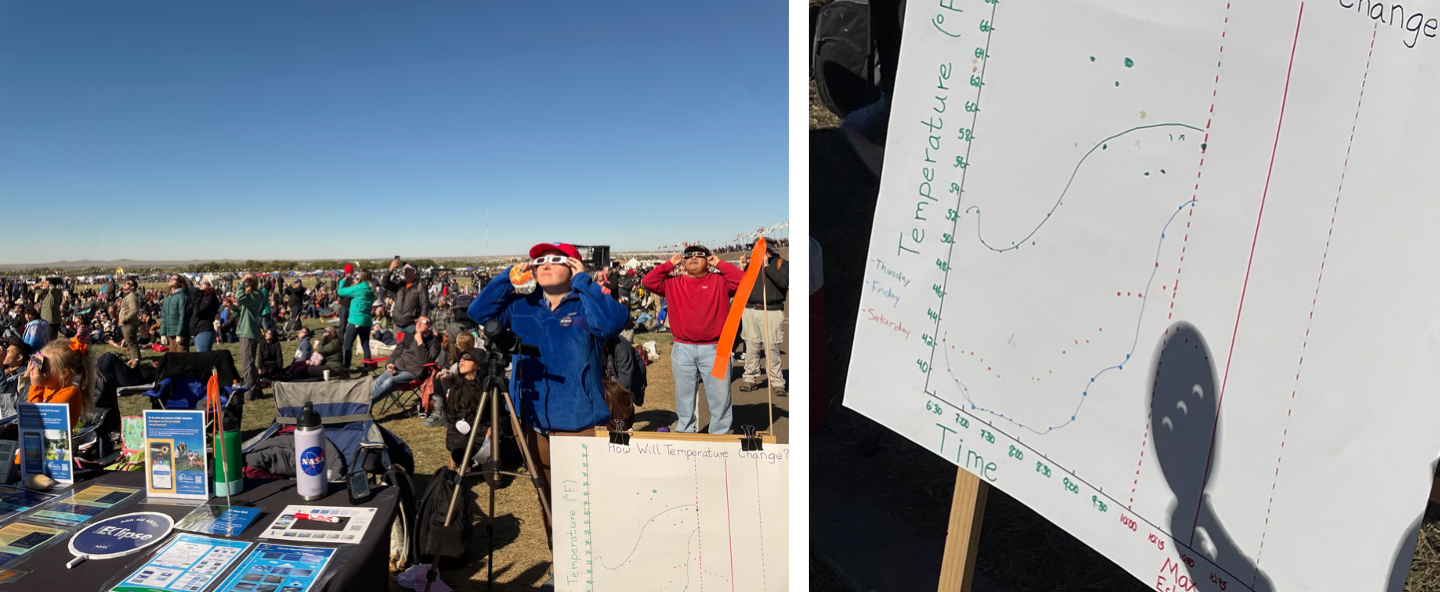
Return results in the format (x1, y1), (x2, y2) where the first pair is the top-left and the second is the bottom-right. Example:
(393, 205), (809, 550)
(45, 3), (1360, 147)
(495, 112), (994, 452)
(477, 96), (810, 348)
(0, 240), (789, 590)
(0, 240), (788, 432)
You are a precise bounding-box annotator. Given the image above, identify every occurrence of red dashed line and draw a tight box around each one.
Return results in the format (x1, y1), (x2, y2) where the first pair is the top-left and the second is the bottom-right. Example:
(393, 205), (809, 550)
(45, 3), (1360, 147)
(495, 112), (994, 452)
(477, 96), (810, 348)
(1252, 19), (1374, 586)
(755, 460), (768, 591)
(1138, 0), (1232, 512)
(1168, 2), (1230, 322)
(695, 458), (704, 592)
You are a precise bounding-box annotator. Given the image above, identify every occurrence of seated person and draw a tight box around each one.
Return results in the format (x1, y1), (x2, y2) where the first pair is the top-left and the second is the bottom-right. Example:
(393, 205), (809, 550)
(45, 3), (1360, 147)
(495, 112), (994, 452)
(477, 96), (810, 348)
(370, 324), (397, 347)
(293, 327), (314, 364)
(256, 329), (286, 381)
(0, 338), (32, 417)
(304, 327), (345, 380)
(371, 316), (441, 402)
(21, 307), (47, 354)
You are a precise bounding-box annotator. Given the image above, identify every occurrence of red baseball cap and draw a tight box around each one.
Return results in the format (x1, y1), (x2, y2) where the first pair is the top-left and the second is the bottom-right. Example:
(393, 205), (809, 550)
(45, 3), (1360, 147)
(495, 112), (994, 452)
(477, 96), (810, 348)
(529, 242), (582, 260)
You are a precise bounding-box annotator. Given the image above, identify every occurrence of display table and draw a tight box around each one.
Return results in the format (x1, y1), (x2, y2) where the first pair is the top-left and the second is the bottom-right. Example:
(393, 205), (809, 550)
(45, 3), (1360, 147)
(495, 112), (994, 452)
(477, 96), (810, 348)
(10, 470), (397, 592)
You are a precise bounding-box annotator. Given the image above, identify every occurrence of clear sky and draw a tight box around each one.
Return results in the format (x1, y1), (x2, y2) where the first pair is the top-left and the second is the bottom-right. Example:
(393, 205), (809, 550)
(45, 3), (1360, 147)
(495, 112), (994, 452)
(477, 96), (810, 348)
(0, 1), (787, 264)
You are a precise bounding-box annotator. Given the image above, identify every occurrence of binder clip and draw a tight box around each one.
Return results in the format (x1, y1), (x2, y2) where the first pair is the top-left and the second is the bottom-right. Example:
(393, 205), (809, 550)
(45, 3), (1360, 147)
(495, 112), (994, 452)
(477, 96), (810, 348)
(740, 425), (763, 451)
(609, 420), (631, 446)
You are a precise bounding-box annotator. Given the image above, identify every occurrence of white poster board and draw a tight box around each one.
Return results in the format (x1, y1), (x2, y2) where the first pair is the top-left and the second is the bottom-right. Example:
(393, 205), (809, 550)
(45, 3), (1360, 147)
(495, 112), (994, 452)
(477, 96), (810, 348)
(844, 1), (1440, 591)
(550, 434), (788, 592)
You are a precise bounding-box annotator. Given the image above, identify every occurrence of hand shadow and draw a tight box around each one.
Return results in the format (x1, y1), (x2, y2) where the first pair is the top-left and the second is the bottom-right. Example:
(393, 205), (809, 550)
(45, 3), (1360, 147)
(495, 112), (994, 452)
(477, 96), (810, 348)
(1151, 322), (1273, 592)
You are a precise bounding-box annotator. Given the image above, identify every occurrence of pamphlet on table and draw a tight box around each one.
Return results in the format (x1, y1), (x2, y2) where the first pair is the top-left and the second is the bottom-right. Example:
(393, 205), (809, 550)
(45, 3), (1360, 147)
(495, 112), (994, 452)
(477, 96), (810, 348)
(211, 543), (334, 592)
(259, 506), (376, 545)
(0, 485), (56, 523)
(175, 505), (262, 537)
(143, 410), (209, 500)
(110, 533), (250, 592)
(28, 484), (140, 527)
(0, 521), (65, 567)
(18, 403), (70, 484)
(0, 441), (17, 483)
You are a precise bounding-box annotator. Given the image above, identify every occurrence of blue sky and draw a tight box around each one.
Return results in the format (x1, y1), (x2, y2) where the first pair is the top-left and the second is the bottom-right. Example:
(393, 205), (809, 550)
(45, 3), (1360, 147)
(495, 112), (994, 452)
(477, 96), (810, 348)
(0, 1), (787, 264)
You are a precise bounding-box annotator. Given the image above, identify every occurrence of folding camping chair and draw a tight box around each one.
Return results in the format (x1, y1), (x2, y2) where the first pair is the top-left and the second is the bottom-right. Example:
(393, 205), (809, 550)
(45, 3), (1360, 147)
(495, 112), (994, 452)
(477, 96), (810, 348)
(241, 376), (415, 479)
(360, 332), (438, 418)
(134, 351), (250, 411)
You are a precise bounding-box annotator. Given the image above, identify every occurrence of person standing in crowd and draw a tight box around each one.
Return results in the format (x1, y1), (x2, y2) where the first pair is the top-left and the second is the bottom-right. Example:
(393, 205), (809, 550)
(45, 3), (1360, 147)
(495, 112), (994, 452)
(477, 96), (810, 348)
(642, 245), (743, 434)
(35, 278), (63, 341)
(284, 279), (306, 334)
(468, 242), (629, 507)
(739, 242), (788, 396)
(236, 275), (266, 398)
(159, 274), (192, 353)
(383, 260), (428, 336)
(118, 279), (142, 360)
(190, 281), (220, 353)
(371, 316), (440, 402)
(337, 269), (376, 371)
(336, 264), (355, 354)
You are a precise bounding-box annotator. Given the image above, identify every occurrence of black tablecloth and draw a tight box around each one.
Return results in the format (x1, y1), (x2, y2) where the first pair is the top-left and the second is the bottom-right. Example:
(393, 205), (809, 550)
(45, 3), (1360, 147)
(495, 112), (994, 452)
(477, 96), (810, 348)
(13, 470), (396, 592)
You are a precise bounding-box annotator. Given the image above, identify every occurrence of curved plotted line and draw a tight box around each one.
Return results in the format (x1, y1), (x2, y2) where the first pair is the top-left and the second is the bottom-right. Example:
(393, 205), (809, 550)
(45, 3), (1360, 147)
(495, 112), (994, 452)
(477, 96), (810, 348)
(944, 198), (1199, 434)
(598, 505), (696, 571)
(965, 123), (1204, 253)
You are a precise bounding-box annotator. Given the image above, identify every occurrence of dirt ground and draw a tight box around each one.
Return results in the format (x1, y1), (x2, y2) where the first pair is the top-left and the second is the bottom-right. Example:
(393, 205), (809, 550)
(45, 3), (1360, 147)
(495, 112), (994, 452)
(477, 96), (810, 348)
(105, 262), (789, 592)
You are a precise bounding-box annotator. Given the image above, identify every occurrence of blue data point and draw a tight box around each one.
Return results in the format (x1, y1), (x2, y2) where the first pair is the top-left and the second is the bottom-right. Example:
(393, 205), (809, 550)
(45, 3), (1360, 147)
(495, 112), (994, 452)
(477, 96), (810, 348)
(1125, 354), (1131, 360)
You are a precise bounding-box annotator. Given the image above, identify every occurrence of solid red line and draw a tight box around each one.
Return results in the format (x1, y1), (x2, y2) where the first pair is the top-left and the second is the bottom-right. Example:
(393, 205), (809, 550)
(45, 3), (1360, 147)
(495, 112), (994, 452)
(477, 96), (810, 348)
(1190, 1), (1305, 547)
(725, 458), (735, 592)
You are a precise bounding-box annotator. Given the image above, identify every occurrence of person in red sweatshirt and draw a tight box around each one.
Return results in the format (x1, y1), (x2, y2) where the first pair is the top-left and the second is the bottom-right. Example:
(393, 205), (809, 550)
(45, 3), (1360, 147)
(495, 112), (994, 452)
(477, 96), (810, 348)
(642, 245), (743, 433)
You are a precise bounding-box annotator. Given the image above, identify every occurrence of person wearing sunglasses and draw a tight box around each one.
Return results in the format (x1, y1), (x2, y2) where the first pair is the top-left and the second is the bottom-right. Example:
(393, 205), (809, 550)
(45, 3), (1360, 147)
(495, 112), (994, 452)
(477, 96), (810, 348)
(159, 274), (192, 353)
(383, 259), (429, 337)
(0, 337), (32, 416)
(642, 244), (744, 434)
(467, 242), (629, 503)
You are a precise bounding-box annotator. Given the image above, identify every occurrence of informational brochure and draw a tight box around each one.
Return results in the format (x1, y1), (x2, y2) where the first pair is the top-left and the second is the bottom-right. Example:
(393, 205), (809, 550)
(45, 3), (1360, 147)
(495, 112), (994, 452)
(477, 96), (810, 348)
(212, 543), (335, 592)
(28, 484), (140, 527)
(143, 410), (209, 500)
(0, 485), (56, 523)
(111, 533), (251, 592)
(259, 506), (376, 545)
(17, 403), (71, 484)
(0, 440), (16, 483)
(176, 505), (263, 537)
(0, 521), (65, 566)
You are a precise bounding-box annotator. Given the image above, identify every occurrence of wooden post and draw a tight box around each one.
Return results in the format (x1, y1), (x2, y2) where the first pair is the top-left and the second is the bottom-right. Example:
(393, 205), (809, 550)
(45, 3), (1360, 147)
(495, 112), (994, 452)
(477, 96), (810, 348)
(938, 467), (989, 592)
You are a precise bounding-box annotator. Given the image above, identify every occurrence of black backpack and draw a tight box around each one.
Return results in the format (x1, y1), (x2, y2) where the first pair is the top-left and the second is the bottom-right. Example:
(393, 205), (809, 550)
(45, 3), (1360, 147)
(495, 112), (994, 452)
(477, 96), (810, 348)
(812, 0), (882, 118)
(411, 467), (476, 566)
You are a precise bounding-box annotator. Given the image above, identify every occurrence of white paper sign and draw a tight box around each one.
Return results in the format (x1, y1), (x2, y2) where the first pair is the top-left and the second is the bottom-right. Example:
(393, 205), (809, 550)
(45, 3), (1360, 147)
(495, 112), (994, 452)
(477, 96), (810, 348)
(550, 435), (788, 592)
(844, 2), (1440, 591)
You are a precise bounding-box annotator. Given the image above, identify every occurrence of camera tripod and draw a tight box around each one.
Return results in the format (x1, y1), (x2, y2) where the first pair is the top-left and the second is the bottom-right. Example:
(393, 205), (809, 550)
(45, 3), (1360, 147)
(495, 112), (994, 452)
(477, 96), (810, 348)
(425, 321), (551, 592)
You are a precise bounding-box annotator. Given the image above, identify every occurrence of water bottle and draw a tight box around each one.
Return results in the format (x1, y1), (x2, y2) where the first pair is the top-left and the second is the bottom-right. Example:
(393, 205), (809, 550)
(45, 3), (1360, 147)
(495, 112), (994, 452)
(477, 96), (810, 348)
(295, 401), (326, 501)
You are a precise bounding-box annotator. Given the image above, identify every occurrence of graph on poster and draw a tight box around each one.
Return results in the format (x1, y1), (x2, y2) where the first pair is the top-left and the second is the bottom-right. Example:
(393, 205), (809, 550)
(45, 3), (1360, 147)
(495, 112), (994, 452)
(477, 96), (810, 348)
(550, 436), (788, 592)
(846, 1), (1440, 591)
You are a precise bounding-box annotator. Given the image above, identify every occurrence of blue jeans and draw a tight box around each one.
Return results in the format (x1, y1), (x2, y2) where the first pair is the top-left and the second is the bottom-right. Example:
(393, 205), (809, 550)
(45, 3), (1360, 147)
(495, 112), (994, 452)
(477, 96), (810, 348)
(371, 370), (417, 402)
(670, 342), (732, 434)
(193, 330), (216, 352)
(395, 323), (415, 339)
(344, 324), (372, 369)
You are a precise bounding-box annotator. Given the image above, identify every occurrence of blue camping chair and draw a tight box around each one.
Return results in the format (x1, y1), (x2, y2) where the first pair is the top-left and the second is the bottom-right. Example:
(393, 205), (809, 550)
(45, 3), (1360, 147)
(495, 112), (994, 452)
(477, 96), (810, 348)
(241, 376), (414, 478)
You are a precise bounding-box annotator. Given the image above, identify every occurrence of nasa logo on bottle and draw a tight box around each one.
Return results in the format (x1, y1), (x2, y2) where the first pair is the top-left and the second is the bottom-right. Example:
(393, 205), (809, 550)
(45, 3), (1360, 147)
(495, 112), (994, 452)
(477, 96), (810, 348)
(299, 448), (325, 477)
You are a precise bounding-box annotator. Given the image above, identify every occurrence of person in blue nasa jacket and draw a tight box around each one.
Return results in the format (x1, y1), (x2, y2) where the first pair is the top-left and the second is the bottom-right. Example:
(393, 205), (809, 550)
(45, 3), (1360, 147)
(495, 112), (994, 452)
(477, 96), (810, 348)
(467, 241), (628, 498)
